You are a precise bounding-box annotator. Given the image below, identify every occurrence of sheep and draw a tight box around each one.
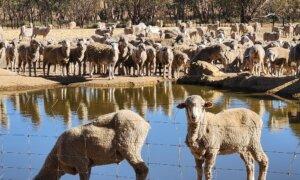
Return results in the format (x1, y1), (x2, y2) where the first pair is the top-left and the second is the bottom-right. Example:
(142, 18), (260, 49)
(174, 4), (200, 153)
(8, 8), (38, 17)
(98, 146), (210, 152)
(18, 39), (40, 76)
(192, 44), (230, 71)
(263, 32), (280, 42)
(0, 40), (6, 66)
(248, 44), (266, 76)
(156, 46), (174, 79)
(85, 42), (119, 79)
(124, 27), (134, 35)
(67, 40), (87, 76)
(239, 23), (254, 34)
(177, 95), (269, 180)
(19, 25), (33, 40)
(172, 50), (189, 79)
(95, 27), (114, 36)
(294, 24), (300, 36)
(5, 39), (19, 72)
(32, 25), (52, 39)
(265, 47), (290, 76)
(253, 22), (261, 32)
(90, 34), (110, 44)
(69, 21), (76, 29)
(197, 27), (207, 37)
(289, 43), (300, 75)
(34, 110), (150, 180)
(230, 23), (239, 34)
(283, 25), (293, 38)
(207, 24), (218, 33)
(144, 45), (156, 76)
(43, 40), (71, 76)
(272, 27), (282, 35)
(132, 44), (147, 76)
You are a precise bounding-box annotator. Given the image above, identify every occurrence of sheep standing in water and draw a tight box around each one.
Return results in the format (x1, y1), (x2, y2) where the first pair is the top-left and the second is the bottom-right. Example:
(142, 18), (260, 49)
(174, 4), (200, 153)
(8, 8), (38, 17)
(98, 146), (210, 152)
(177, 95), (268, 180)
(35, 110), (150, 180)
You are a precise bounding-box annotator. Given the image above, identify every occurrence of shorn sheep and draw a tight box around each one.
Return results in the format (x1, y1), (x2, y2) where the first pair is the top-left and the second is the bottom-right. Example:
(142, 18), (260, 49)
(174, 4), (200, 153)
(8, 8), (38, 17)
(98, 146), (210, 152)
(34, 110), (150, 180)
(177, 95), (269, 180)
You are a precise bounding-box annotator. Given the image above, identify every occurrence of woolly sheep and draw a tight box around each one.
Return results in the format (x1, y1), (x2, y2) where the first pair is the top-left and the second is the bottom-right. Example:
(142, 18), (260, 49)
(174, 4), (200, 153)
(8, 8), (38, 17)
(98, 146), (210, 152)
(5, 39), (19, 72)
(18, 39), (40, 76)
(265, 46), (290, 76)
(67, 40), (87, 76)
(283, 25), (293, 38)
(177, 95), (269, 180)
(85, 42), (119, 79)
(43, 40), (71, 76)
(132, 44), (147, 76)
(69, 21), (76, 29)
(253, 22), (261, 32)
(19, 25), (33, 40)
(172, 50), (189, 79)
(263, 32), (280, 42)
(294, 24), (300, 36)
(230, 23), (239, 34)
(32, 25), (53, 39)
(144, 45), (156, 76)
(157, 46), (174, 79)
(34, 110), (150, 180)
(239, 23), (254, 34)
(289, 43), (300, 75)
(248, 44), (266, 76)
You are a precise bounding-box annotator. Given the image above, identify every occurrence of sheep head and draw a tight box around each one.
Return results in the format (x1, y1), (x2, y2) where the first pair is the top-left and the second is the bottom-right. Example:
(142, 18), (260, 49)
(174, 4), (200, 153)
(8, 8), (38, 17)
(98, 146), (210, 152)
(177, 95), (212, 123)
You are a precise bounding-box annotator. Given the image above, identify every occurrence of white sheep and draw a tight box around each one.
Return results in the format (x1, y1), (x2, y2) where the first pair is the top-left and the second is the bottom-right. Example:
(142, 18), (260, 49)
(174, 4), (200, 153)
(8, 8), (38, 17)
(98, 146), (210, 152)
(157, 46), (174, 79)
(19, 25), (33, 40)
(248, 44), (266, 76)
(132, 44), (148, 76)
(34, 110), (150, 180)
(265, 46), (290, 76)
(177, 95), (269, 180)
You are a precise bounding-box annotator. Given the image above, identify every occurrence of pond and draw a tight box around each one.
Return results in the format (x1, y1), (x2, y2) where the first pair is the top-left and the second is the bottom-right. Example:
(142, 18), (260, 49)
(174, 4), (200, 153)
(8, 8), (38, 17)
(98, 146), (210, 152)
(0, 82), (300, 180)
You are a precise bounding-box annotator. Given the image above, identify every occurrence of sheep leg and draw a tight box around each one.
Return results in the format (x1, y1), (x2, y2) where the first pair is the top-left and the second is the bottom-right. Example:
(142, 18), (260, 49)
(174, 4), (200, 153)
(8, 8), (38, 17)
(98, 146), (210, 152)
(240, 151), (255, 180)
(33, 62), (37, 77)
(78, 167), (91, 180)
(204, 150), (218, 180)
(168, 64), (172, 79)
(47, 64), (51, 76)
(163, 66), (167, 78)
(250, 144), (269, 180)
(89, 62), (94, 78)
(28, 61), (32, 76)
(195, 158), (205, 180)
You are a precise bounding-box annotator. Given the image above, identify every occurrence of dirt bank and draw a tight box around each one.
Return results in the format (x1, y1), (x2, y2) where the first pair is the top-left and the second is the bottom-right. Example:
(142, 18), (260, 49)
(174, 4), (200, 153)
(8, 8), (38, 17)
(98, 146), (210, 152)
(178, 74), (300, 99)
(0, 69), (164, 92)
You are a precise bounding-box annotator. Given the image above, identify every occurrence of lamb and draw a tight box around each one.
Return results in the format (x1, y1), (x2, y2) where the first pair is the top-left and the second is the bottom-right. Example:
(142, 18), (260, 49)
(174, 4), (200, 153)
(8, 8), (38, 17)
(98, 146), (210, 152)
(248, 44), (266, 76)
(18, 39), (40, 76)
(263, 32), (280, 42)
(67, 40), (87, 76)
(43, 40), (71, 76)
(85, 42), (119, 79)
(5, 39), (19, 72)
(156, 46), (174, 79)
(32, 25), (52, 39)
(34, 110), (150, 180)
(19, 25), (33, 40)
(132, 44), (147, 76)
(172, 50), (189, 79)
(265, 47), (290, 76)
(177, 95), (269, 180)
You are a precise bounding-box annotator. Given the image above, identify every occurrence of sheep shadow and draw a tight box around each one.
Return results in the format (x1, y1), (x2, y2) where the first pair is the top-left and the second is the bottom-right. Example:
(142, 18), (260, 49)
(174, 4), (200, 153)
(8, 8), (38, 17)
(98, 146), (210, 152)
(42, 75), (91, 85)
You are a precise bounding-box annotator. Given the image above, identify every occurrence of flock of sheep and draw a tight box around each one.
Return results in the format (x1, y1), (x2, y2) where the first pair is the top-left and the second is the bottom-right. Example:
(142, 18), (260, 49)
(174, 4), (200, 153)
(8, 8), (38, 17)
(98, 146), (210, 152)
(1, 20), (298, 80)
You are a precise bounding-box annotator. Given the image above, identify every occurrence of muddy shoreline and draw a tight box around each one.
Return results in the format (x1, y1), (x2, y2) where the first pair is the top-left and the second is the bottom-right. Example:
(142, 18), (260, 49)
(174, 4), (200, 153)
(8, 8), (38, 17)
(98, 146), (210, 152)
(0, 74), (164, 93)
(178, 74), (300, 99)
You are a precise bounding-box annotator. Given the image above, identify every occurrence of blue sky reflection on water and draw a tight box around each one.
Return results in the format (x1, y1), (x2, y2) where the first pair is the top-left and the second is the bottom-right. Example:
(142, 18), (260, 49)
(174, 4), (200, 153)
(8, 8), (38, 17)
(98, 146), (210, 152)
(0, 83), (300, 180)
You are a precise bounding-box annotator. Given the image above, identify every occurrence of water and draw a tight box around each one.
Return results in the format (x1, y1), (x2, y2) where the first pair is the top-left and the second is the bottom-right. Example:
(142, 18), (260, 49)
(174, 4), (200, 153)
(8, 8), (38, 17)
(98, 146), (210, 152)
(0, 82), (300, 180)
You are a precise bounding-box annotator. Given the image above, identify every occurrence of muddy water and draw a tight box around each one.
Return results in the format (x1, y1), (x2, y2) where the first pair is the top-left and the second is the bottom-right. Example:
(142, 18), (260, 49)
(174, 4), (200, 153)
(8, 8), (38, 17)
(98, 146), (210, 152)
(0, 83), (300, 180)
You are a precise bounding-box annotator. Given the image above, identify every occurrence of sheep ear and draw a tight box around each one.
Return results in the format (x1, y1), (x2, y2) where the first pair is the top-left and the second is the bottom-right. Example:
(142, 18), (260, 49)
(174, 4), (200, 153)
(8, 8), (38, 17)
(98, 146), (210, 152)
(203, 101), (213, 109)
(177, 103), (186, 109)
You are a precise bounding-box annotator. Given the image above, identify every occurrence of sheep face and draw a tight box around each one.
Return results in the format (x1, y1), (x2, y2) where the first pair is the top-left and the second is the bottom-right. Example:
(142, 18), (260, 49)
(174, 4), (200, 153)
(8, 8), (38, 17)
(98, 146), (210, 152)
(177, 95), (212, 123)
